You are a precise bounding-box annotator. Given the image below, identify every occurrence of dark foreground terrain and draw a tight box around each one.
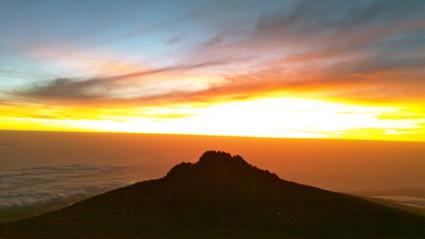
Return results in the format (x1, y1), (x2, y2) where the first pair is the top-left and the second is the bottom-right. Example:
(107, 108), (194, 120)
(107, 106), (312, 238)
(1, 151), (424, 238)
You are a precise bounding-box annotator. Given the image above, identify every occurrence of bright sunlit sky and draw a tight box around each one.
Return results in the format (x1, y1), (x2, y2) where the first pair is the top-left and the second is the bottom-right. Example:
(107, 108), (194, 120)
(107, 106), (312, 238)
(0, 0), (424, 141)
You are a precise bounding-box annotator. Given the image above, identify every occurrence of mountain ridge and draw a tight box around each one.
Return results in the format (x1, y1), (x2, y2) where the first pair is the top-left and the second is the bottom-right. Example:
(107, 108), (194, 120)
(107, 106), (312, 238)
(1, 151), (424, 238)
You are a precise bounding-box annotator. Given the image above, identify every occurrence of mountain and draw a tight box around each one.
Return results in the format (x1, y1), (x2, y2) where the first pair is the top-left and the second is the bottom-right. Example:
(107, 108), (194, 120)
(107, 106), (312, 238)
(1, 151), (424, 238)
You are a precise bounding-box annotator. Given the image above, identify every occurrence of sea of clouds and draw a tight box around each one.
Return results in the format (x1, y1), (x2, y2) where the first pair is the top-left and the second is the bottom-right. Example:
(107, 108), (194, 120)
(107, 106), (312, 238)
(0, 164), (135, 222)
(372, 196), (425, 209)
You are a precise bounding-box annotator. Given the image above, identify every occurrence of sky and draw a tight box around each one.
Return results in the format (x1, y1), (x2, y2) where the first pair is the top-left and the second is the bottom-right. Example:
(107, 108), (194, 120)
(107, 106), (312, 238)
(0, 0), (424, 141)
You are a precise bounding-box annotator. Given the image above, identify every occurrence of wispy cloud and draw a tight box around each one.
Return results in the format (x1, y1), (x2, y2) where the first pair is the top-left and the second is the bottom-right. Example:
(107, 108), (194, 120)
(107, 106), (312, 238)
(4, 0), (424, 106)
(180, 0), (425, 102)
(13, 60), (229, 101)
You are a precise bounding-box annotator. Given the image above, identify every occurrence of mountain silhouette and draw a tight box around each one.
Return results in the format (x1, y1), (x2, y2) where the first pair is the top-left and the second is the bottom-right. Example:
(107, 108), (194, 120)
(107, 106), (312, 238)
(1, 151), (424, 238)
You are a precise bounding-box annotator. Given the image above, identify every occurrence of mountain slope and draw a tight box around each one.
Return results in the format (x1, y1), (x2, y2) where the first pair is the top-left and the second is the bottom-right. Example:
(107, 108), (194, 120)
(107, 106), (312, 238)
(1, 151), (424, 238)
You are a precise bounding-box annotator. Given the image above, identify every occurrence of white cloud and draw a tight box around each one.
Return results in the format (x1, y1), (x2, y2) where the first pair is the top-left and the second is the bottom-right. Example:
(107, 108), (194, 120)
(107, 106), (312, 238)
(0, 164), (137, 222)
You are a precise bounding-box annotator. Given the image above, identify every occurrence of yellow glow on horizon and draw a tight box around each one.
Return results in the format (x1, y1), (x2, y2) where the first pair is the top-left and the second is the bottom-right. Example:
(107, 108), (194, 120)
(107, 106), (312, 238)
(1, 97), (424, 142)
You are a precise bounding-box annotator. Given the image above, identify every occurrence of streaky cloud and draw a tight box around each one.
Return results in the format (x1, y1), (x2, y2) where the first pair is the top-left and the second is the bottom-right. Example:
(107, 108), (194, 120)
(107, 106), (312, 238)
(13, 60), (229, 100)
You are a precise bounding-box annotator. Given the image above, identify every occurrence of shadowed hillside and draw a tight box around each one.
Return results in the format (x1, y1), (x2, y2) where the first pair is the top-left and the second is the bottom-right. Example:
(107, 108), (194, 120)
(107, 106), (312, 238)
(1, 151), (424, 238)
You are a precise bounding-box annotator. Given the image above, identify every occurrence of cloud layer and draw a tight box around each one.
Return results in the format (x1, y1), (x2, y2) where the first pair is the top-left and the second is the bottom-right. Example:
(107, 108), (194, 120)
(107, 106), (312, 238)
(0, 164), (136, 222)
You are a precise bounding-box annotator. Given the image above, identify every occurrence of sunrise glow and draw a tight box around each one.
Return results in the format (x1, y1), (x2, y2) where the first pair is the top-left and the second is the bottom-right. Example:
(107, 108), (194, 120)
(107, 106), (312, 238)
(1, 96), (424, 141)
(1, 1), (424, 141)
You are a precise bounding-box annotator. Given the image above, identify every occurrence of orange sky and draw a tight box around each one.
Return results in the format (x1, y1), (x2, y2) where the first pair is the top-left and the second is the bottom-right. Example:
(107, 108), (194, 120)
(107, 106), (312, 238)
(1, 1), (424, 141)
(1, 131), (424, 192)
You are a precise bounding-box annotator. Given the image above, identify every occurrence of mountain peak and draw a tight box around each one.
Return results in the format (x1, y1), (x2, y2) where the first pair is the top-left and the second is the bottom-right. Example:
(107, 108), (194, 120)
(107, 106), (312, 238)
(165, 151), (279, 182)
(198, 150), (249, 167)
